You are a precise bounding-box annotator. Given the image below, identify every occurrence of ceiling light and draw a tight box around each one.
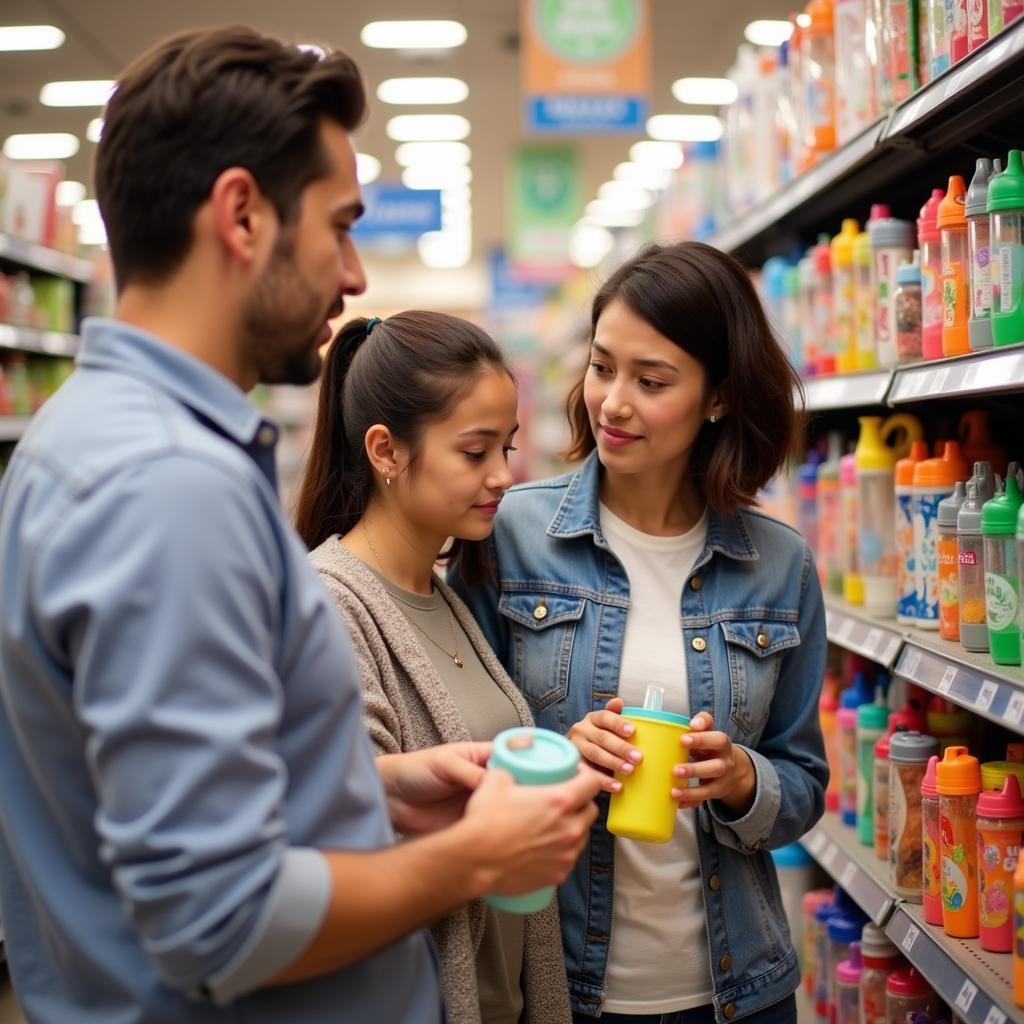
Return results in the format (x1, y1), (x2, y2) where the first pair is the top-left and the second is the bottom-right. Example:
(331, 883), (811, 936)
(402, 164), (472, 190)
(598, 180), (654, 210)
(796, 14), (812, 28)
(71, 199), (100, 226)
(418, 228), (471, 269)
(378, 78), (469, 105)
(646, 114), (723, 142)
(569, 222), (614, 269)
(442, 203), (472, 228)
(584, 200), (644, 229)
(613, 161), (672, 191)
(78, 219), (108, 246)
(0, 25), (65, 51)
(629, 140), (684, 170)
(3, 132), (79, 160)
(86, 118), (103, 144)
(386, 115), (470, 142)
(441, 184), (472, 207)
(672, 77), (738, 106)
(744, 20), (794, 46)
(361, 20), (467, 50)
(55, 180), (87, 207)
(356, 153), (381, 184)
(39, 79), (115, 107)
(395, 142), (471, 168)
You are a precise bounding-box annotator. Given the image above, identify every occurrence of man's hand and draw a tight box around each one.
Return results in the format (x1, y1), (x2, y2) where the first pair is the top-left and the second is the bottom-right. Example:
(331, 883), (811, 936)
(378, 742), (491, 835)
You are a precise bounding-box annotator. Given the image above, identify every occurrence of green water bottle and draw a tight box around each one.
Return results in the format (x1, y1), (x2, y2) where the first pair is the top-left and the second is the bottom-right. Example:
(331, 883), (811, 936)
(983, 471), (1023, 665)
(989, 149), (1024, 347)
(857, 690), (890, 846)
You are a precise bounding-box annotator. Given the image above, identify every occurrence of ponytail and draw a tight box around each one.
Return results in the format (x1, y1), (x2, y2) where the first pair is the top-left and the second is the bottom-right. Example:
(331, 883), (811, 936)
(293, 317), (372, 548)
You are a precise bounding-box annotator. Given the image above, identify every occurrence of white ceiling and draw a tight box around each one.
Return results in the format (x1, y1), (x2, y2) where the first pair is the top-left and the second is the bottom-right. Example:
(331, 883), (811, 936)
(0, 0), (792, 296)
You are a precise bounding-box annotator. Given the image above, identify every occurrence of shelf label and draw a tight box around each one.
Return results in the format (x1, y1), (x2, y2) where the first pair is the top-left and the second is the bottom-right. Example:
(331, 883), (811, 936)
(864, 627), (883, 654)
(986, 37), (1012, 67)
(938, 664), (958, 694)
(840, 861), (857, 889)
(931, 367), (951, 392)
(982, 1007), (1007, 1024)
(955, 979), (979, 1014)
(901, 923), (920, 952)
(944, 69), (968, 99)
(976, 679), (999, 713)
(836, 618), (855, 643)
(822, 842), (838, 869)
(882, 636), (902, 665)
(1003, 690), (1024, 727)
(896, 98), (924, 133)
(901, 648), (922, 679)
(805, 830), (826, 856)
(961, 363), (979, 390)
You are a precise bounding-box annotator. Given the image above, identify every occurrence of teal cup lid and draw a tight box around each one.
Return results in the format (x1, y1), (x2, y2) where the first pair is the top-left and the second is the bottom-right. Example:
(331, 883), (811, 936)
(488, 727), (579, 785)
(621, 707), (691, 727)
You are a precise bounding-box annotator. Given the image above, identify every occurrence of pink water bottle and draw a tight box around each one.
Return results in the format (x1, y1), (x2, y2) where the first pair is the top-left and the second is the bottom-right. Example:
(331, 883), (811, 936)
(835, 941), (863, 1024)
(918, 188), (946, 360)
(951, 0), (970, 61)
(969, 0), (991, 49)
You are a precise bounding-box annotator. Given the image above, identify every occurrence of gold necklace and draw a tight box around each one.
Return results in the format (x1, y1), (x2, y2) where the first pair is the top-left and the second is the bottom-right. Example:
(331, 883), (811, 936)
(358, 522), (464, 668)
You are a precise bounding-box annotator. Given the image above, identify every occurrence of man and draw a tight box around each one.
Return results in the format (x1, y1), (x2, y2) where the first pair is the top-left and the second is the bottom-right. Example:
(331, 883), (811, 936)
(0, 26), (600, 1024)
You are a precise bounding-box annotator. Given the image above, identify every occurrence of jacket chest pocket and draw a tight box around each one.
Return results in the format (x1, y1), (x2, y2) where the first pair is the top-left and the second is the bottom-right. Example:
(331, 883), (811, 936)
(720, 620), (801, 737)
(498, 592), (586, 712)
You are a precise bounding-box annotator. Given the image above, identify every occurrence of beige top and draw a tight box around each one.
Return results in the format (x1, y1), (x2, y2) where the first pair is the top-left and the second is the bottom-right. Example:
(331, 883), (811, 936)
(309, 537), (572, 1024)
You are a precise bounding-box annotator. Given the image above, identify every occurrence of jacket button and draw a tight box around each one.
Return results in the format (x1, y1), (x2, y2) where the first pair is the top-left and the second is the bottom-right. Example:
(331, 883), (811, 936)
(719, 954), (732, 972)
(533, 599), (548, 621)
(756, 631), (769, 649)
(691, 636), (707, 653)
(690, 576), (702, 590)
(708, 873), (720, 891)
(724, 1002), (737, 1018)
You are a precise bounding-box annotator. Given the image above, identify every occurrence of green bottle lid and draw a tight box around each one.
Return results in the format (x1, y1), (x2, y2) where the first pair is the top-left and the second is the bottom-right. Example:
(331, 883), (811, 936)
(857, 700), (890, 730)
(488, 727), (579, 785)
(988, 149), (1024, 212)
(982, 475), (1023, 535)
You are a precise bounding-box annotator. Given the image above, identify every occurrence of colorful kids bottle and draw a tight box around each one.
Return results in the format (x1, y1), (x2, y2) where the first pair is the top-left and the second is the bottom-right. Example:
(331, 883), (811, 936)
(841, 452), (863, 604)
(799, 252), (820, 375)
(856, 414), (922, 617)
(484, 727), (581, 912)
(859, 923), (901, 1024)
(1016, 847), (1024, 1008)
(978, 774), (1024, 952)
(990, 149), (1024, 347)
(886, 0), (920, 104)
(818, 432), (846, 595)
(827, 912), (865, 1024)
(889, 731), (939, 900)
(875, 705), (927, 862)
(925, 0), (952, 77)
(870, 208), (915, 367)
(797, 449), (822, 557)
(803, 888), (833, 994)
(982, 745), (1024, 793)
(839, 673), (873, 826)
(938, 175), (971, 357)
(966, 157), (996, 350)
(959, 469), (997, 652)
(990, 0), (1004, 34)
(894, 253), (923, 363)
(937, 744), (981, 938)
(853, 227), (877, 369)
(821, 666), (842, 812)
(921, 754), (943, 925)
(969, 0), (991, 47)
(833, 219), (860, 371)
(857, 688), (890, 845)
(927, 696), (974, 753)
(913, 441), (970, 629)
(813, 897), (836, 1019)
(937, 481), (967, 640)
(896, 440), (930, 624)
(960, 408), (1008, 476)
(918, 187), (946, 359)
(803, 0), (837, 157)
(813, 233), (838, 373)
(784, 264), (802, 370)
(951, 0), (971, 61)
(835, 941), (863, 1024)
(983, 472), (1023, 665)
(886, 968), (937, 1024)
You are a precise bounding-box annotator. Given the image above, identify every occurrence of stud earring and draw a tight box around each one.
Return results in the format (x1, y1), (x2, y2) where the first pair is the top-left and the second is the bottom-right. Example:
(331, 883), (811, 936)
(709, 414), (718, 424)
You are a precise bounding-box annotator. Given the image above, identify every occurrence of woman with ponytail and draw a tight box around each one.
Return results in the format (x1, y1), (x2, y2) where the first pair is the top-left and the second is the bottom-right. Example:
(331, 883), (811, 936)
(450, 242), (828, 1024)
(295, 311), (572, 1024)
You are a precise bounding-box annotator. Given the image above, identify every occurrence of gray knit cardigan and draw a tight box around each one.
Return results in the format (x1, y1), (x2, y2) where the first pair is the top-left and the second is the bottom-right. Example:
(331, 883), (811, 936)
(309, 538), (572, 1024)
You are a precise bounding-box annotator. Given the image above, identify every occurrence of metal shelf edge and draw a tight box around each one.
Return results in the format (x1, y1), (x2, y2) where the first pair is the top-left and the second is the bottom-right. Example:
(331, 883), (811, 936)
(824, 599), (904, 668)
(0, 324), (79, 358)
(0, 233), (93, 284)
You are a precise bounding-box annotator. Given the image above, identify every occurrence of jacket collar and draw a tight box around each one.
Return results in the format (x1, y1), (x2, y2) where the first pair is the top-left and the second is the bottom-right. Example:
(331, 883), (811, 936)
(547, 450), (759, 562)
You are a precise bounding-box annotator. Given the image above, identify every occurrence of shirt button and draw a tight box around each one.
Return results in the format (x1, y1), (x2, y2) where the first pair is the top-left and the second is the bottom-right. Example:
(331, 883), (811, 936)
(708, 873), (721, 891)
(690, 576), (702, 591)
(756, 631), (769, 649)
(691, 636), (707, 653)
(533, 598), (548, 621)
(724, 1002), (737, 1018)
(257, 424), (277, 446)
(719, 954), (732, 972)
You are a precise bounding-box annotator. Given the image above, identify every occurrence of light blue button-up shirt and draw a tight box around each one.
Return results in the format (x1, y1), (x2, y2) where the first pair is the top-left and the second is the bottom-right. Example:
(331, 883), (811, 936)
(0, 319), (442, 1023)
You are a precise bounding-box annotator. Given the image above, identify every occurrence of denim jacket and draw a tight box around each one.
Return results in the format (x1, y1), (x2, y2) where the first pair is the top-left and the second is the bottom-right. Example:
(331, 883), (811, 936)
(451, 453), (828, 1022)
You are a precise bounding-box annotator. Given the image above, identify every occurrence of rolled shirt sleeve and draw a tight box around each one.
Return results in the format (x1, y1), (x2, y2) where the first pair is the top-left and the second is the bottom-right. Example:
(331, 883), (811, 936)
(31, 453), (329, 997)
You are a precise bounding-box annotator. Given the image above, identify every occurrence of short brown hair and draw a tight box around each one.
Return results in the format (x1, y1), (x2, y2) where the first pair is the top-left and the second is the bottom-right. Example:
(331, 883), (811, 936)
(95, 26), (366, 289)
(564, 241), (804, 512)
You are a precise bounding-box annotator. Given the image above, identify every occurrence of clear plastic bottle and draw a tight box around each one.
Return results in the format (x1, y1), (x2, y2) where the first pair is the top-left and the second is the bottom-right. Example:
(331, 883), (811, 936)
(951, 0), (971, 61)
(803, 888), (833, 995)
(870, 210), (915, 367)
(840, 674), (873, 826)
(958, 463), (997, 652)
(803, 0), (837, 158)
(799, 252), (820, 375)
(834, 940), (862, 1024)
(937, 481), (967, 640)
(813, 899), (836, 1021)
(926, 0), (951, 77)
(827, 914), (864, 1023)
(886, 967), (938, 1023)
(918, 187), (946, 360)
(814, 233), (838, 373)
(885, 0), (920, 104)
(859, 922), (902, 1024)
(966, 157), (996, 350)
(894, 252), (923, 363)
(990, 149), (1024, 348)
(857, 690), (890, 845)
(835, 0), (872, 144)
(841, 452), (863, 603)
(853, 227), (878, 368)
(833, 219), (860, 371)
(817, 432), (846, 595)
(939, 174), (972, 356)
(889, 731), (939, 900)
(896, 441), (930, 624)
(983, 472), (1023, 665)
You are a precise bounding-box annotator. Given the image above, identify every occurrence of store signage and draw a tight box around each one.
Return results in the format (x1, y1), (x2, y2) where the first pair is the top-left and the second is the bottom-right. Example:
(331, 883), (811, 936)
(352, 182), (442, 238)
(508, 146), (579, 281)
(522, 0), (650, 133)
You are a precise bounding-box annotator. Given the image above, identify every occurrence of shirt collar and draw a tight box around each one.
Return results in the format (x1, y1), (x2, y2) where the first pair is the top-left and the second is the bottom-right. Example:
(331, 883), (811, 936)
(547, 449), (759, 561)
(76, 317), (274, 448)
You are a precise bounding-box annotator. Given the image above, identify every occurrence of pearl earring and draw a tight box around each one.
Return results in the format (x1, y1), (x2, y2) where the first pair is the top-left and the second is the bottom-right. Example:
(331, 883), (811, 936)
(709, 414), (718, 424)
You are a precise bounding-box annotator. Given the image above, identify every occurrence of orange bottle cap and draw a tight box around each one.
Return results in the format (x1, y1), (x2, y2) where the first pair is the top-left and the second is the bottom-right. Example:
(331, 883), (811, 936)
(912, 440), (969, 487)
(936, 175), (968, 229)
(896, 440), (931, 485)
(936, 744), (981, 795)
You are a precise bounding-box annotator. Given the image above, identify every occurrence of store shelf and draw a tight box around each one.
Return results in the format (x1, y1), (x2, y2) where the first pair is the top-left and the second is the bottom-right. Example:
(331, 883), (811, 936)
(824, 597), (904, 668)
(0, 418), (29, 442)
(0, 233), (93, 284)
(802, 811), (896, 926)
(886, 903), (1022, 1024)
(895, 631), (1024, 731)
(887, 345), (1024, 405)
(0, 324), (79, 358)
(802, 370), (893, 412)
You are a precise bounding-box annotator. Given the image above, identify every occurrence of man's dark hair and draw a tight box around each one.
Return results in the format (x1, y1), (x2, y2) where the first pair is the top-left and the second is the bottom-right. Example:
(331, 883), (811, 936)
(95, 26), (366, 289)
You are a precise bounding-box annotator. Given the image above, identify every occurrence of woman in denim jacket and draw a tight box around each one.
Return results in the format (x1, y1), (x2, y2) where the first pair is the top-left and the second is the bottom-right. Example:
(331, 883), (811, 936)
(452, 242), (828, 1024)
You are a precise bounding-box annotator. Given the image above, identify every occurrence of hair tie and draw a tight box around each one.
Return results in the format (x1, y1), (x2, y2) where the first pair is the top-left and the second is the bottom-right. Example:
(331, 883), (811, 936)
(365, 316), (382, 336)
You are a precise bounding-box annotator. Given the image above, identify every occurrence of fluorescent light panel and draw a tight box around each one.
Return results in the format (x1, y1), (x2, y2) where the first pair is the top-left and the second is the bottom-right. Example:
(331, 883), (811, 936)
(356, 153), (381, 184)
(86, 118), (103, 143)
(3, 132), (79, 160)
(0, 25), (64, 51)
(584, 200), (643, 228)
(386, 114), (470, 142)
(402, 164), (472, 190)
(570, 222), (614, 268)
(395, 142), (471, 168)
(39, 79), (115, 107)
(55, 180), (87, 206)
(378, 78), (468, 105)
(418, 228), (471, 268)
(672, 77), (738, 106)
(744, 20), (793, 46)
(361, 20), (467, 49)
(613, 161), (671, 191)
(597, 180), (654, 210)
(629, 140), (684, 169)
(646, 114), (722, 142)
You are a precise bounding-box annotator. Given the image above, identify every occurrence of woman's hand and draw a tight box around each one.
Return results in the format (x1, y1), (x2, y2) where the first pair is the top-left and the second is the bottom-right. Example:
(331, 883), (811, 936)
(566, 697), (642, 794)
(671, 712), (756, 815)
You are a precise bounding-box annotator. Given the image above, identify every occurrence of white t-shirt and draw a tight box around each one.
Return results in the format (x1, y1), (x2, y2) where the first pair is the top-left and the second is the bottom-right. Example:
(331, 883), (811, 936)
(599, 503), (713, 1015)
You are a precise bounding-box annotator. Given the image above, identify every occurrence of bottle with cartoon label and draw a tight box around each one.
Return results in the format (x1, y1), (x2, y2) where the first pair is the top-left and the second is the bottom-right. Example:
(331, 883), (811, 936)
(921, 754), (943, 925)
(978, 775), (1024, 952)
(1015, 847), (1024, 1008)
(937, 745), (981, 938)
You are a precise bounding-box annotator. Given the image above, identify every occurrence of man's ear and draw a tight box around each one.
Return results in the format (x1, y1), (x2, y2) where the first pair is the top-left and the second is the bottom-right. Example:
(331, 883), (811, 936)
(208, 167), (275, 267)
